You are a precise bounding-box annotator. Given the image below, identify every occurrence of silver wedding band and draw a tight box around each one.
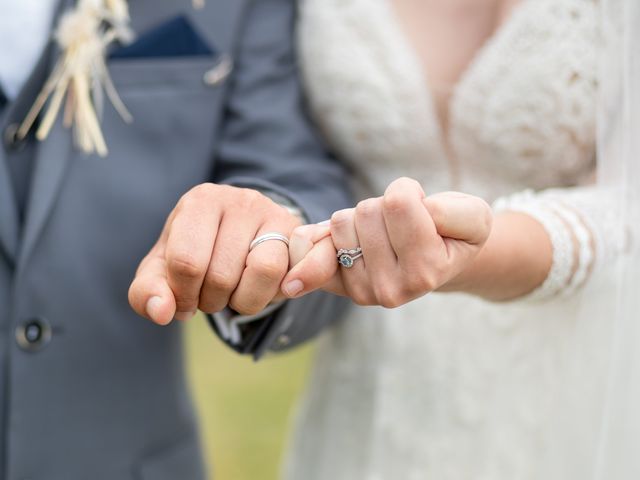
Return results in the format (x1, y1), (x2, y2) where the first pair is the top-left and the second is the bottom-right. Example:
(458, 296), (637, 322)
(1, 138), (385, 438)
(249, 232), (290, 252)
(337, 247), (363, 269)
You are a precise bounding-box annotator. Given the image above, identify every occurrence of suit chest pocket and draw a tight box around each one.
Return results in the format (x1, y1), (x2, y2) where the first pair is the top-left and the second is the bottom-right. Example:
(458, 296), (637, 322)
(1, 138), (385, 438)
(96, 55), (231, 186)
(62, 54), (234, 229)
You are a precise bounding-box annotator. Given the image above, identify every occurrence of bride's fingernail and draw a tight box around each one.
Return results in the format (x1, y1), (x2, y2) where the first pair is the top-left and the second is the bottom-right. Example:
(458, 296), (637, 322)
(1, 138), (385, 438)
(318, 220), (330, 226)
(283, 279), (304, 297)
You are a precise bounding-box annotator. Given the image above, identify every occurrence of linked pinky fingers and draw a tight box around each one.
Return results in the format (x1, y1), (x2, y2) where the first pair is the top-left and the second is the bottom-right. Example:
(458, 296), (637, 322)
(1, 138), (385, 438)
(289, 223), (331, 267)
(282, 236), (341, 298)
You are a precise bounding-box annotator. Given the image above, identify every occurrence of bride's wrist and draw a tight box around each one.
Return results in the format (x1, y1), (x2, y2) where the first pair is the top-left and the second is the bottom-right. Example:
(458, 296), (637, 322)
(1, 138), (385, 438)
(437, 212), (553, 301)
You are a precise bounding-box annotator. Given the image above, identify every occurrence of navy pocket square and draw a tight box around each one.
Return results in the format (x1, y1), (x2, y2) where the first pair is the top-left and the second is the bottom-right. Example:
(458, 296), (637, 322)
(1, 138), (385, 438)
(109, 15), (214, 59)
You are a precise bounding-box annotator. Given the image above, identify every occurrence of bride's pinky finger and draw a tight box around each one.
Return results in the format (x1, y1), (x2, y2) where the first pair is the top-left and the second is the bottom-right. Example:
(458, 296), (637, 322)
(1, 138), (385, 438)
(288, 223), (331, 268)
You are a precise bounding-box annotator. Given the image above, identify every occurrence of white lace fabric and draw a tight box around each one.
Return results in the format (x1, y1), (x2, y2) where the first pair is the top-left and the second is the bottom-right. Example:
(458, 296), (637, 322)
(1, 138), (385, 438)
(298, 0), (604, 301)
(285, 0), (626, 479)
(494, 187), (624, 300)
(493, 193), (578, 301)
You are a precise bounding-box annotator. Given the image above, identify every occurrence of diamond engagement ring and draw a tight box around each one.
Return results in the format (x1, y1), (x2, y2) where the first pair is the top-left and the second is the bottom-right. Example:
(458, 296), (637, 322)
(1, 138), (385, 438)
(337, 248), (363, 268)
(249, 233), (290, 252)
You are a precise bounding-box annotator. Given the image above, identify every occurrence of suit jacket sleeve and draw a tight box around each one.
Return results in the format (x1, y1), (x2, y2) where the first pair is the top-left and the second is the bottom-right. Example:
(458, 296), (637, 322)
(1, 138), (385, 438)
(209, 0), (353, 359)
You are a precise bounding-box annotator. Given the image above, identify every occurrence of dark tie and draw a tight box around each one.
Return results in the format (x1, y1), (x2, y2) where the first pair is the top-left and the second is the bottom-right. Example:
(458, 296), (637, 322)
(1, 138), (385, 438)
(1, 84), (36, 226)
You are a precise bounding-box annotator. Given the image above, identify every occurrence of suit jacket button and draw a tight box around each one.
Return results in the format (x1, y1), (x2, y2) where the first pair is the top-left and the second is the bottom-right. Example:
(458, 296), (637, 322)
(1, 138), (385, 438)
(15, 318), (52, 352)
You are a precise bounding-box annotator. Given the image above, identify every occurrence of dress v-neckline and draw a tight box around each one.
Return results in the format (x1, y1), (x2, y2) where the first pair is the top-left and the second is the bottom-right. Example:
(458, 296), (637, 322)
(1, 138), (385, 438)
(382, 0), (532, 169)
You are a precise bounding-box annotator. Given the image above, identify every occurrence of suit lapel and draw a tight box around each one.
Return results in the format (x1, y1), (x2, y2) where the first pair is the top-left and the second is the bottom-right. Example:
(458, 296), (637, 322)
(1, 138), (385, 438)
(15, 0), (73, 270)
(17, 118), (72, 271)
(0, 0), (69, 264)
(0, 145), (19, 262)
(16, 0), (247, 270)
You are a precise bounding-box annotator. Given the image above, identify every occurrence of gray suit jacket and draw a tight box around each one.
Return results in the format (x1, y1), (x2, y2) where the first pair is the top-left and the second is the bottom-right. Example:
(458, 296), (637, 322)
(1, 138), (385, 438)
(0, 0), (351, 478)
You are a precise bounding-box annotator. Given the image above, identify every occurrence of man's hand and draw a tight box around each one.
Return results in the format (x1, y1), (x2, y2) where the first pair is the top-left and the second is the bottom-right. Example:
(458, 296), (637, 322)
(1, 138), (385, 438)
(129, 183), (302, 325)
(281, 178), (492, 307)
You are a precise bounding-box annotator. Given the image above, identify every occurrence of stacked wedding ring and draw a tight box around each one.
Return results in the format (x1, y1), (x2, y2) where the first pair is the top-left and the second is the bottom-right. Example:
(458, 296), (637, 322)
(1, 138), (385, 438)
(337, 248), (363, 269)
(249, 233), (290, 252)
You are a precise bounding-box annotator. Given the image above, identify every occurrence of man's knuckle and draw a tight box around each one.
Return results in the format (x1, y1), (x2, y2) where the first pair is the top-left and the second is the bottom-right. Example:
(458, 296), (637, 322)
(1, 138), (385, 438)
(198, 296), (225, 314)
(173, 287), (201, 309)
(175, 295), (200, 309)
(276, 207), (298, 227)
(182, 183), (215, 207)
(244, 304), (265, 316)
(192, 182), (215, 197)
(205, 269), (237, 293)
(168, 254), (204, 280)
(230, 298), (263, 316)
(240, 188), (265, 207)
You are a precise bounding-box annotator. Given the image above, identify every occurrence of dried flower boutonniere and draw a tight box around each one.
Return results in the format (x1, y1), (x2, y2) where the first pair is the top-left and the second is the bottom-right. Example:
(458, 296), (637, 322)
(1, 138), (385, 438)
(17, 0), (204, 157)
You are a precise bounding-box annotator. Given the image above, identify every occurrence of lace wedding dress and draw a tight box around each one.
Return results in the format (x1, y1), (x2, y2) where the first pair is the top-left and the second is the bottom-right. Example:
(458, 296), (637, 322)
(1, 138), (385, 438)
(285, 1), (626, 479)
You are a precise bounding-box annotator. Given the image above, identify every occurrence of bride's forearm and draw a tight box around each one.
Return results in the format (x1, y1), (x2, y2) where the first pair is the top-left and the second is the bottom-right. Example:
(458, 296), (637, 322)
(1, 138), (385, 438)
(439, 212), (556, 301)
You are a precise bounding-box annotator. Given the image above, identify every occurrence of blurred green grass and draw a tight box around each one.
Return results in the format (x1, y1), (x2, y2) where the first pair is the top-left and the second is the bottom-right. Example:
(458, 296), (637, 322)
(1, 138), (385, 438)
(185, 315), (313, 480)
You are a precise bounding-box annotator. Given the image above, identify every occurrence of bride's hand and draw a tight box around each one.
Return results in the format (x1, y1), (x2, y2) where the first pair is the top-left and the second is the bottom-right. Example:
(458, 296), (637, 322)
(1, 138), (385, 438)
(281, 177), (493, 307)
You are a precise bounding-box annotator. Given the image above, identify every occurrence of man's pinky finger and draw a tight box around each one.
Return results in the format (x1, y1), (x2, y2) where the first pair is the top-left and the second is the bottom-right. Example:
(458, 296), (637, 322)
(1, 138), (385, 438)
(282, 236), (344, 299)
(128, 255), (177, 326)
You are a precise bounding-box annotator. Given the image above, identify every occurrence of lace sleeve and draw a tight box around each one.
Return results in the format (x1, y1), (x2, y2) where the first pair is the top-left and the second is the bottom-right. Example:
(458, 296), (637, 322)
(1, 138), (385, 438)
(493, 186), (626, 301)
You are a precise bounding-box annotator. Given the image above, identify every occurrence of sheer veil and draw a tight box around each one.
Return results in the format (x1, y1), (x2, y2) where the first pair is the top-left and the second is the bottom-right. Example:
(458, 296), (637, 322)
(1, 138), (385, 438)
(594, 0), (640, 477)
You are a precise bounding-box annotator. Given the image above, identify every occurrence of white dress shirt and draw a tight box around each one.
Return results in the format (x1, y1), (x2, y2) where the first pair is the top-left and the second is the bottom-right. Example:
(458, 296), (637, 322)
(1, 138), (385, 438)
(0, 0), (58, 99)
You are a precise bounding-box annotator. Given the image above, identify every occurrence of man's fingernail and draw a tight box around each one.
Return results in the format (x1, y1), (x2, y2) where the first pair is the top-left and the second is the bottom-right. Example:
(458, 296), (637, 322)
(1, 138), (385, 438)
(174, 311), (196, 322)
(284, 279), (304, 297)
(146, 296), (165, 323)
(318, 220), (330, 226)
